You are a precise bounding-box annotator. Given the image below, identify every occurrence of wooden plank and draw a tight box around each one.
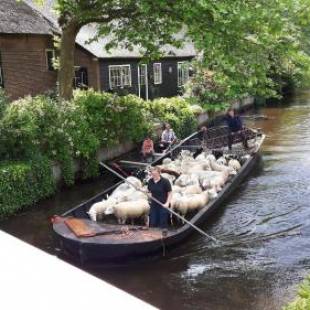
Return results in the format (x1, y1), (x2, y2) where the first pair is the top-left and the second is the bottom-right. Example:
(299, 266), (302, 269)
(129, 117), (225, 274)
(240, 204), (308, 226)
(64, 218), (96, 237)
(118, 160), (149, 167)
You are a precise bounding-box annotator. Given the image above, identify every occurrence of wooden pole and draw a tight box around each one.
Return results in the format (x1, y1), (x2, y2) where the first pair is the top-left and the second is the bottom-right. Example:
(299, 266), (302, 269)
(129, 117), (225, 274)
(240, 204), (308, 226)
(100, 162), (219, 244)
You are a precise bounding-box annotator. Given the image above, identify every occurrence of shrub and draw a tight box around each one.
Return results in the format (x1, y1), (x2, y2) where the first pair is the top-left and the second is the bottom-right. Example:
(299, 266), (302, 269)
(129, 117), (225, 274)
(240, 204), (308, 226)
(283, 276), (310, 310)
(0, 156), (55, 219)
(72, 89), (151, 146)
(0, 87), (8, 118)
(0, 90), (204, 217)
(147, 96), (198, 138)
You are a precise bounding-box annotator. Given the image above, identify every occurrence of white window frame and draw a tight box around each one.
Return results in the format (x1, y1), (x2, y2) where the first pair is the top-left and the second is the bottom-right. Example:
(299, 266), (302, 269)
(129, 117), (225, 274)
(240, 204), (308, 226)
(153, 63), (162, 85)
(45, 49), (55, 71)
(178, 61), (190, 87)
(0, 51), (3, 87)
(0, 67), (3, 87)
(138, 64), (147, 86)
(108, 64), (132, 89)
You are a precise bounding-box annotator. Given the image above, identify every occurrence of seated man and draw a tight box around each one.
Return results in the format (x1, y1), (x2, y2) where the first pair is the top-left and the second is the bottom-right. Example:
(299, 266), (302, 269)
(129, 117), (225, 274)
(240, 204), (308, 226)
(225, 108), (248, 150)
(159, 123), (177, 152)
(197, 126), (208, 141)
(141, 135), (154, 162)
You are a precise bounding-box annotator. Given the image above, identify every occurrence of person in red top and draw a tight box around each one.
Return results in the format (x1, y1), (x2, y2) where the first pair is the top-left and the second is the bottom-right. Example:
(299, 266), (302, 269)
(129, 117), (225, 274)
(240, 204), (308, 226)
(141, 135), (155, 162)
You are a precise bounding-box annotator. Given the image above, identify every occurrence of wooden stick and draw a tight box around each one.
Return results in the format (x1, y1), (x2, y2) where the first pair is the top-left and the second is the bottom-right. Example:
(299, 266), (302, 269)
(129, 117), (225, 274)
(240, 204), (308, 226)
(100, 162), (219, 244)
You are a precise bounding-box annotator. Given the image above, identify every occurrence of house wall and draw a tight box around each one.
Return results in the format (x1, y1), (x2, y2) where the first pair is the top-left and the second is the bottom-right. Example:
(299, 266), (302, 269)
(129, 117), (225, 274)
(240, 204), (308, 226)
(99, 56), (194, 99)
(74, 46), (100, 91)
(0, 34), (100, 100)
(0, 34), (57, 100)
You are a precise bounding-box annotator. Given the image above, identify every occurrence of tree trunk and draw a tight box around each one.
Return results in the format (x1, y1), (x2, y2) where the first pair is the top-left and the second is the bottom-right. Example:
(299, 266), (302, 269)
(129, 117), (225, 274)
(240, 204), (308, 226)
(58, 21), (80, 100)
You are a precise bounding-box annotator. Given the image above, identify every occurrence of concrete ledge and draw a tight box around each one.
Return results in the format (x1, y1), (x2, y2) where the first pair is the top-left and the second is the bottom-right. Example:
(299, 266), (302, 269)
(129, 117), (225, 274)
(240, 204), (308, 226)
(0, 230), (156, 310)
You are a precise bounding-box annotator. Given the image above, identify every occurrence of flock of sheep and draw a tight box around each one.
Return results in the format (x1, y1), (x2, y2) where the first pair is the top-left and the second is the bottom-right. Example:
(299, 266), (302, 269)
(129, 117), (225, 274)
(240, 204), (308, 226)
(88, 150), (250, 226)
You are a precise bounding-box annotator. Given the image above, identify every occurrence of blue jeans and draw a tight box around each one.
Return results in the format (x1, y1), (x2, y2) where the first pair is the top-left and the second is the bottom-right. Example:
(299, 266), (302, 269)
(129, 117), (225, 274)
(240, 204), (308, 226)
(149, 205), (169, 228)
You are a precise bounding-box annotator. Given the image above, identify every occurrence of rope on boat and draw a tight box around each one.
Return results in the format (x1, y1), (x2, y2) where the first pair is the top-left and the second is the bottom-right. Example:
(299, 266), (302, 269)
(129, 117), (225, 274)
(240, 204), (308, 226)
(100, 162), (219, 244)
(161, 229), (168, 257)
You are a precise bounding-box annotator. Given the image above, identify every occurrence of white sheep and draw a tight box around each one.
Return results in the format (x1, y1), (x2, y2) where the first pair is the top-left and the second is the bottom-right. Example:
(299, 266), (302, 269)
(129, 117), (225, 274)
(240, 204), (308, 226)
(216, 156), (227, 166)
(126, 176), (142, 189)
(198, 170), (228, 192)
(175, 174), (199, 187)
(195, 153), (206, 161)
(228, 159), (241, 171)
(172, 185), (183, 193)
(209, 158), (236, 175)
(179, 150), (193, 161)
(184, 184), (203, 195)
(88, 198), (117, 221)
(207, 188), (218, 199)
(125, 189), (149, 201)
(172, 191), (209, 217)
(105, 199), (150, 225)
(110, 186), (136, 202)
(206, 154), (216, 162)
(187, 191), (209, 211)
(161, 173), (176, 185)
(162, 158), (172, 165)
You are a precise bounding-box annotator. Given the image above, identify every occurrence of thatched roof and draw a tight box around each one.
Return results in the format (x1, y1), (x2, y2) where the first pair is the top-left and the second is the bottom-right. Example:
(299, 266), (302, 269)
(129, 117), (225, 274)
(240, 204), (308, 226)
(5, 0), (196, 58)
(76, 25), (196, 59)
(0, 0), (58, 35)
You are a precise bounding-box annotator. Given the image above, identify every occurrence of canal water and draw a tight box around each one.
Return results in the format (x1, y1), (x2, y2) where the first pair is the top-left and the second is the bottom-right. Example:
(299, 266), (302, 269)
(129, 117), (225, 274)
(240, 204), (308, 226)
(1, 90), (310, 309)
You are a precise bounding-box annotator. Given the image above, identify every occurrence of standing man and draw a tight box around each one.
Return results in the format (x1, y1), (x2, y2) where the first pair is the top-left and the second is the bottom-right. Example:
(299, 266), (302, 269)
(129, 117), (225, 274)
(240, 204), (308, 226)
(225, 108), (248, 150)
(160, 123), (177, 152)
(147, 166), (172, 228)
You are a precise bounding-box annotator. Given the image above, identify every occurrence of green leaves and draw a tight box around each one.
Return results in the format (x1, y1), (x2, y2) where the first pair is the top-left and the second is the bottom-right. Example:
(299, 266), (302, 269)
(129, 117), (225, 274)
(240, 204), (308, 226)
(284, 275), (310, 310)
(184, 0), (310, 102)
(0, 157), (55, 219)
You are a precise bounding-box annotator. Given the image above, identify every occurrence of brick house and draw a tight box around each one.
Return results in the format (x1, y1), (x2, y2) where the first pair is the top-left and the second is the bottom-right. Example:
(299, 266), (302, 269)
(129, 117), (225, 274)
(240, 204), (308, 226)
(0, 0), (101, 100)
(0, 0), (196, 100)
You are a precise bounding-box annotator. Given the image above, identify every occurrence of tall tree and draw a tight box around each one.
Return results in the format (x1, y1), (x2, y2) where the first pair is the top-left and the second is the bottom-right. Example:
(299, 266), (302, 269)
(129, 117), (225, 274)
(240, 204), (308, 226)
(184, 0), (310, 101)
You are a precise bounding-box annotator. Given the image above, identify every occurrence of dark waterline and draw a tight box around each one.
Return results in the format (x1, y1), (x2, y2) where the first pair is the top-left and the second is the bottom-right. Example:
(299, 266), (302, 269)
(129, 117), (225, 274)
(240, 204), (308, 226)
(2, 91), (310, 309)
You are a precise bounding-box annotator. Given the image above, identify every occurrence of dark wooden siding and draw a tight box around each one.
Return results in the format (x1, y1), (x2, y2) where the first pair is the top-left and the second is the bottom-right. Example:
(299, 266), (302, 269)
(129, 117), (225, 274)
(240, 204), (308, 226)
(99, 57), (193, 99)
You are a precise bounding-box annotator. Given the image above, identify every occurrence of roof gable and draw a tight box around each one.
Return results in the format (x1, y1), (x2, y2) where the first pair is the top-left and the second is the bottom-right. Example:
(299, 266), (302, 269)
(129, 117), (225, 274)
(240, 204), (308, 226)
(0, 0), (57, 35)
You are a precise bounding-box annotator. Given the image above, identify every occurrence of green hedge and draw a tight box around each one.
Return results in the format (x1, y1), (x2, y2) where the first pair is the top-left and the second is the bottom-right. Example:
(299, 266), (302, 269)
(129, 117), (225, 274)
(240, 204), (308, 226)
(283, 276), (310, 310)
(0, 157), (55, 218)
(0, 89), (201, 218)
(148, 96), (198, 138)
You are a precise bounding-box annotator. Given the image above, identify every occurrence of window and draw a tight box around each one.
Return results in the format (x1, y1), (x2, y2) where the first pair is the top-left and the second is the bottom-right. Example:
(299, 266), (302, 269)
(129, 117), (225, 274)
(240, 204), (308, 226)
(0, 51), (3, 88)
(109, 65), (131, 89)
(46, 49), (55, 71)
(178, 62), (190, 87)
(139, 64), (147, 86)
(153, 63), (162, 84)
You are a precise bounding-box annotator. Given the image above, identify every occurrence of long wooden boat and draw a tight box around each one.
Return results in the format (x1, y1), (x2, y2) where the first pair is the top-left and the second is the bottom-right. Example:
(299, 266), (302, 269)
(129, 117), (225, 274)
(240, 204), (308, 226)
(52, 127), (265, 264)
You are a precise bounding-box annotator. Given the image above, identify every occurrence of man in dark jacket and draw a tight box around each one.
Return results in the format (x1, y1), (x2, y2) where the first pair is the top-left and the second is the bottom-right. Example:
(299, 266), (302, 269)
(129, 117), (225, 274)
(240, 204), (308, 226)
(225, 108), (248, 150)
(147, 166), (172, 228)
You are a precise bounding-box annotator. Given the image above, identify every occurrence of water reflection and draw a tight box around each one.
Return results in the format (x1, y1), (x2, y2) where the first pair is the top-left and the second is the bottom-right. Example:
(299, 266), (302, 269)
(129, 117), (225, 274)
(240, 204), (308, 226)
(2, 91), (310, 309)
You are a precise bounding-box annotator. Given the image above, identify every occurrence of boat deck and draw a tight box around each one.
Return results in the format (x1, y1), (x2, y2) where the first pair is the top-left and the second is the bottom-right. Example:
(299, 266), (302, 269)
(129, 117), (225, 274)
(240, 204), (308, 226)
(54, 219), (170, 244)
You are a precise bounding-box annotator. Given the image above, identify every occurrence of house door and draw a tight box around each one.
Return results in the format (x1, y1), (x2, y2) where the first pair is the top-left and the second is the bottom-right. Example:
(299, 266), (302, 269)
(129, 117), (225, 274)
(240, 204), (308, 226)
(138, 64), (148, 100)
(73, 66), (88, 89)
